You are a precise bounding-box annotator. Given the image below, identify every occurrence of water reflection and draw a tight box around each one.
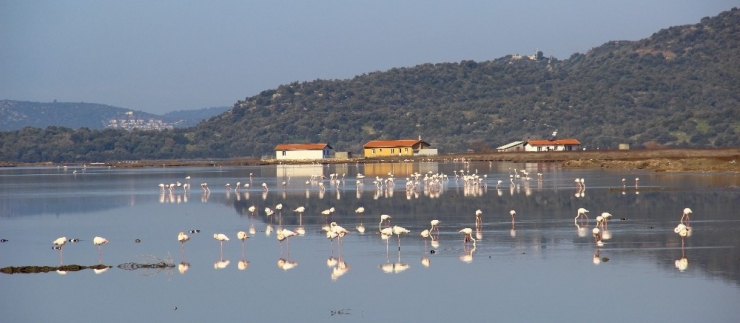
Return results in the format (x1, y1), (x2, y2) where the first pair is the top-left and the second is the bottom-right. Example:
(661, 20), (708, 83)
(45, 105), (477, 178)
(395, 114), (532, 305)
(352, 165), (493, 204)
(2, 163), (740, 322)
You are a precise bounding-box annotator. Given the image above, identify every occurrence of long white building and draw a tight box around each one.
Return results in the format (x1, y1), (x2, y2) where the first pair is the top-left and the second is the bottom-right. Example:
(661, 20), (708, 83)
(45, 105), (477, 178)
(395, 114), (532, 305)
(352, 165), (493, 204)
(274, 143), (332, 160)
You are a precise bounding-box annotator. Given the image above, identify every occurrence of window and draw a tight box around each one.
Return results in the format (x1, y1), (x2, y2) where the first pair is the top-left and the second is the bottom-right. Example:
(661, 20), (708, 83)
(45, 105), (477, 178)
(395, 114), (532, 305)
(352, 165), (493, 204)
(404, 148), (408, 153)
(391, 148), (395, 154)
(282, 151), (287, 156)
(371, 149), (375, 154)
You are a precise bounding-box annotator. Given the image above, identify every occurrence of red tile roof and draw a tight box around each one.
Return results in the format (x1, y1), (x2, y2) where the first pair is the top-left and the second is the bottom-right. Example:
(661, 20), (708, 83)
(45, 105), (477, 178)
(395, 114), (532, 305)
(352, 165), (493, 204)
(274, 143), (331, 151)
(363, 139), (430, 148)
(527, 139), (581, 146)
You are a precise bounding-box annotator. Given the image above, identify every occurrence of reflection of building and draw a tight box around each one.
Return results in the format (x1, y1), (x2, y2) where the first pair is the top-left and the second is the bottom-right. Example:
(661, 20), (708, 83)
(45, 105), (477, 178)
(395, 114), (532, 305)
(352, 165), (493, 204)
(274, 143), (332, 160)
(496, 141), (525, 152)
(362, 162), (438, 177)
(276, 164), (325, 178)
(524, 139), (581, 152)
(363, 139), (434, 157)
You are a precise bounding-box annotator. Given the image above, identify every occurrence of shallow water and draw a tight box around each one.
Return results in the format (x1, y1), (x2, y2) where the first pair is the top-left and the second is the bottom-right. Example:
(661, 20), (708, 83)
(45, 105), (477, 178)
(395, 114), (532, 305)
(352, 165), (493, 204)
(1, 162), (739, 322)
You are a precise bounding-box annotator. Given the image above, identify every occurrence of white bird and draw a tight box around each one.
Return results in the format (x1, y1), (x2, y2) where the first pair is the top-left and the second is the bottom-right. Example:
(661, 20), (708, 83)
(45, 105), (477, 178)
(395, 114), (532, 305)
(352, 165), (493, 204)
(93, 236), (109, 256)
(237, 231), (249, 242)
(392, 225), (410, 248)
(277, 229), (298, 251)
(355, 207), (365, 214)
(261, 183), (268, 191)
(293, 206), (305, 213)
(575, 208), (589, 223)
(214, 233), (229, 257)
(681, 207), (692, 224)
(379, 214), (392, 230)
(178, 232), (189, 248)
(53, 236), (67, 247)
(510, 210), (516, 218)
(430, 219), (440, 233)
(459, 228), (476, 244)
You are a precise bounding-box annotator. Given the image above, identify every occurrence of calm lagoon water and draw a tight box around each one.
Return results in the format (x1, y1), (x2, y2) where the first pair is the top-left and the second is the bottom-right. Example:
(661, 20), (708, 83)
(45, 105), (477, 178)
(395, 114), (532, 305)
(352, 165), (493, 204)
(1, 162), (739, 322)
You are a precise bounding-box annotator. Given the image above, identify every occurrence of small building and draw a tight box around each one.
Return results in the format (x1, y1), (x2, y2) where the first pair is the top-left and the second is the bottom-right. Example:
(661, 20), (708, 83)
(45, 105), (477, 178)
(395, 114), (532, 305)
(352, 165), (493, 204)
(525, 139), (581, 152)
(274, 143), (332, 160)
(363, 139), (432, 157)
(496, 141), (525, 152)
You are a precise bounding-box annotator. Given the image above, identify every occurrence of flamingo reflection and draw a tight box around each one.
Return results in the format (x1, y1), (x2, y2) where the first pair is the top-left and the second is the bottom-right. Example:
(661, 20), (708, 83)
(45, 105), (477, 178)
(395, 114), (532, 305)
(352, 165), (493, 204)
(675, 236), (689, 272)
(277, 258), (298, 271)
(214, 259), (230, 269)
(178, 262), (190, 274)
(460, 243), (476, 263)
(379, 250), (409, 274)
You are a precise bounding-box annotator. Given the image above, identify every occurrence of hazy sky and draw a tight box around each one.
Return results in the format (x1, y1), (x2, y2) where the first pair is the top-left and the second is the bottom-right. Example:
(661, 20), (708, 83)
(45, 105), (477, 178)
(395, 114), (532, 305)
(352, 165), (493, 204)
(2, 1), (737, 114)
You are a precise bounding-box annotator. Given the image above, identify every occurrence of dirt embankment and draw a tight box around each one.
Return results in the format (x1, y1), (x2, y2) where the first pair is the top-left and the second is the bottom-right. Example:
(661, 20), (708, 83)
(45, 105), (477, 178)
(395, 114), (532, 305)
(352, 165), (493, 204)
(3, 148), (740, 172)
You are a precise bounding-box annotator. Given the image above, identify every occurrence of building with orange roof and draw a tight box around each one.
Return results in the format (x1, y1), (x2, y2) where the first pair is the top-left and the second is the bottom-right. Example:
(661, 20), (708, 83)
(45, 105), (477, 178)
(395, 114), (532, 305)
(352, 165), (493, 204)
(524, 139), (581, 152)
(362, 138), (432, 157)
(274, 143), (332, 160)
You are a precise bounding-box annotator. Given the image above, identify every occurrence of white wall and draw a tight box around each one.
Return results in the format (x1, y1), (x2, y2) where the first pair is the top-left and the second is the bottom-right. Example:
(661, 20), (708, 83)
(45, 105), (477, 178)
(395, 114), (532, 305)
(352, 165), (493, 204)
(275, 150), (326, 160)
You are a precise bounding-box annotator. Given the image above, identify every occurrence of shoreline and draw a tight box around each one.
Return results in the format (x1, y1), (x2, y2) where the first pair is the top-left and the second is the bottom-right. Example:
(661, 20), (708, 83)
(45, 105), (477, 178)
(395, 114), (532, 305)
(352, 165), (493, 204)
(2, 148), (739, 172)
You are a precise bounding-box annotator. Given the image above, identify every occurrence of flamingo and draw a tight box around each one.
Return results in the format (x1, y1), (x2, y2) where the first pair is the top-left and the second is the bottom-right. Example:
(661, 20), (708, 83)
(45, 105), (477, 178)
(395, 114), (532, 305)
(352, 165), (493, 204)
(178, 232), (190, 259)
(392, 225), (410, 249)
(674, 223), (689, 237)
(592, 227), (603, 246)
(237, 231), (249, 243)
(681, 208), (692, 224)
(93, 236), (109, 260)
(598, 212), (612, 229)
(293, 206), (305, 214)
(277, 229), (297, 253)
(575, 208), (589, 224)
(330, 222), (350, 245)
(355, 207), (365, 214)
(379, 214), (392, 230)
(430, 219), (440, 233)
(475, 209), (483, 225)
(214, 233), (229, 257)
(459, 228), (476, 244)
(53, 236), (67, 263)
(248, 205), (256, 216)
(510, 210), (516, 218)
(262, 183), (268, 192)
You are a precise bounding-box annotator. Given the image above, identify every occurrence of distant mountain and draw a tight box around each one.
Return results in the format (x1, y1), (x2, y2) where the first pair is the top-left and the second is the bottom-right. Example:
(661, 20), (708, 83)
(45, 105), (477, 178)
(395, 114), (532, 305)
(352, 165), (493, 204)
(0, 100), (227, 131)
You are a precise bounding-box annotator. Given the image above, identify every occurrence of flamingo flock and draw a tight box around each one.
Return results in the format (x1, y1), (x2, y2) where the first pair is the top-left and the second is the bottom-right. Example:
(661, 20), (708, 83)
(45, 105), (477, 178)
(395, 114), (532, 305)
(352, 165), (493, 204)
(34, 169), (694, 276)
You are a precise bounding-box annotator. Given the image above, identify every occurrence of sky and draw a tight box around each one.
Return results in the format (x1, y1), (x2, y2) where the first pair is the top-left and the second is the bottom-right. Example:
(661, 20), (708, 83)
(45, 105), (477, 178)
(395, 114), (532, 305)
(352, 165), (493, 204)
(1, 1), (738, 115)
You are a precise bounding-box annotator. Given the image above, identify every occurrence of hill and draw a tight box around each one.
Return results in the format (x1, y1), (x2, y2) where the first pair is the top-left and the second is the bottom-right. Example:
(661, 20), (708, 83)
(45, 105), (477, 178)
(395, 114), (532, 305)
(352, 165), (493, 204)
(0, 8), (738, 162)
(0, 100), (228, 131)
(201, 7), (739, 156)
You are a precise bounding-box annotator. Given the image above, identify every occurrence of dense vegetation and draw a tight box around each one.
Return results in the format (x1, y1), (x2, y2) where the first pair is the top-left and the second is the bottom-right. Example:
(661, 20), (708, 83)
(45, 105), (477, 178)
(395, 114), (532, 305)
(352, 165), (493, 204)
(1, 8), (739, 163)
